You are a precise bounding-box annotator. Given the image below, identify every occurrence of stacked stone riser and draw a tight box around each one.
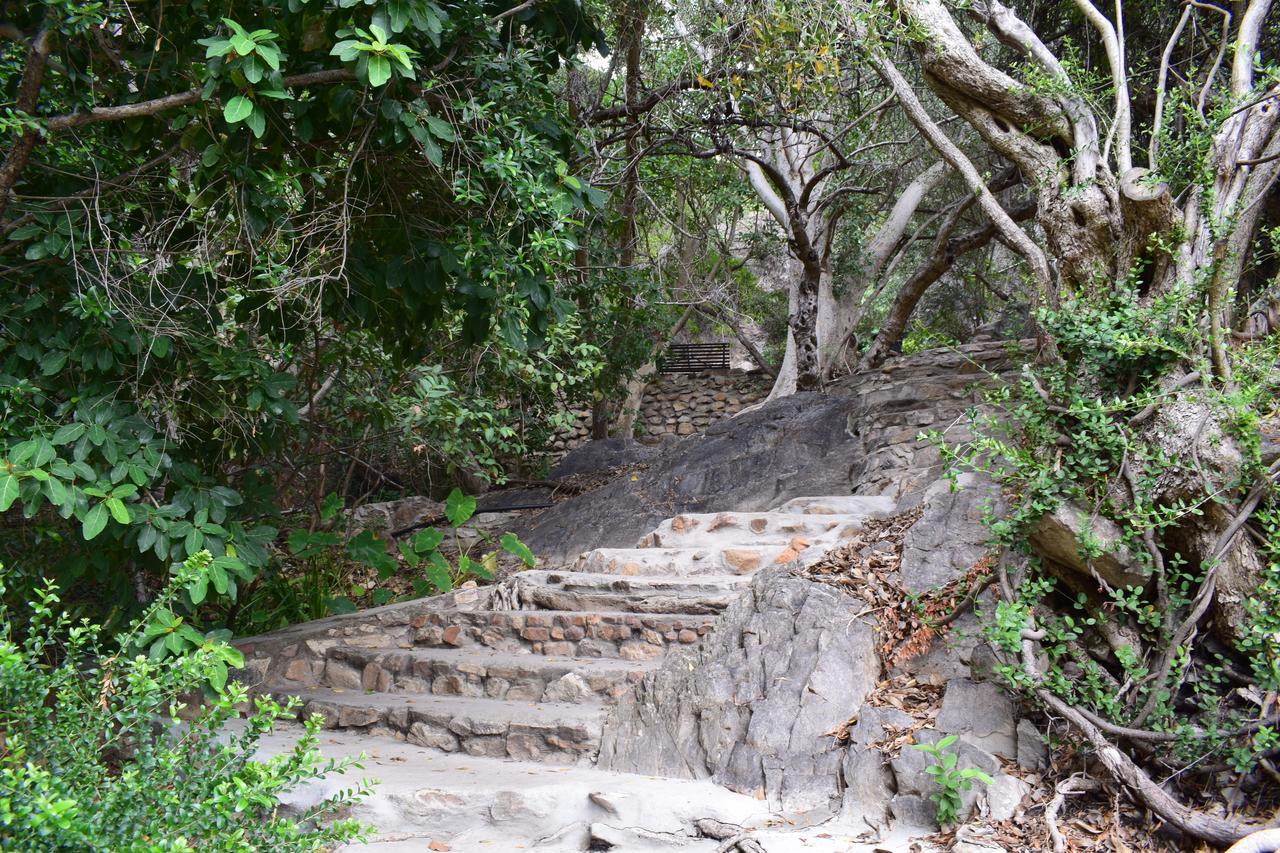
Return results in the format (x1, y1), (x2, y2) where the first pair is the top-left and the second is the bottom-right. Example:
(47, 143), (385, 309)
(318, 645), (651, 701)
(412, 609), (716, 659)
(275, 691), (600, 765)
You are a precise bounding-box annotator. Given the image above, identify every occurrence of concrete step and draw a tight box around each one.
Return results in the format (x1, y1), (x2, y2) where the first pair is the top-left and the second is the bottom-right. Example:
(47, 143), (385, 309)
(319, 644), (657, 702)
(634, 511), (868, 550)
(409, 608), (717, 658)
(772, 494), (898, 517)
(574, 544), (809, 577)
(266, 687), (604, 765)
(503, 569), (747, 615)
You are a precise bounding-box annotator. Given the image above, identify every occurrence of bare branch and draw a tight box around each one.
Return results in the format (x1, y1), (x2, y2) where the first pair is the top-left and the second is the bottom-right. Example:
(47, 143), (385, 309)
(1071, 0), (1133, 172)
(1151, 4), (1192, 168)
(871, 52), (1052, 293)
(43, 69), (354, 132)
(0, 19), (53, 219)
(1232, 0), (1275, 97)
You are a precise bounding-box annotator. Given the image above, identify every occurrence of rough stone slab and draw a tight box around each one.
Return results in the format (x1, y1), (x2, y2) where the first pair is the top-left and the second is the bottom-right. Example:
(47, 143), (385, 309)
(935, 679), (1017, 760)
(598, 565), (881, 814)
(264, 686), (606, 765)
(1028, 503), (1148, 589)
(245, 724), (926, 852)
(410, 609), (718, 658)
(771, 496), (898, 518)
(576, 544), (817, 577)
(634, 511), (874, 550)
(505, 570), (750, 614)
(898, 473), (999, 592)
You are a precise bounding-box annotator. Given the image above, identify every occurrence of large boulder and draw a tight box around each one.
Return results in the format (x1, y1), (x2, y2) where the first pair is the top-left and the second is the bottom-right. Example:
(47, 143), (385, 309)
(1028, 503), (1148, 589)
(550, 438), (663, 479)
(516, 342), (1026, 564)
(597, 565), (880, 815)
(518, 392), (871, 563)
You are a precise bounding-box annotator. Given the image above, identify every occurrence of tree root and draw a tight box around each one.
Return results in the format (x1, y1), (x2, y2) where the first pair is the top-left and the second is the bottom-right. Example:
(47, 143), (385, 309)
(695, 818), (766, 853)
(994, 557), (1280, 847)
(1045, 775), (1100, 853)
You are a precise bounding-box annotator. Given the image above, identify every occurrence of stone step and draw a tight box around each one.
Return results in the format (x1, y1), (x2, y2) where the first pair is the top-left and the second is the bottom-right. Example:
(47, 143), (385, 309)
(576, 543), (816, 577)
(411, 609), (717, 658)
(267, 687), (604, 765)
(503, 570), (747, 615)
(318, 645), (656, 702)
(772, 494), (898, 517)
(634, 511), (868, 550)
(247, 724), (804, 851)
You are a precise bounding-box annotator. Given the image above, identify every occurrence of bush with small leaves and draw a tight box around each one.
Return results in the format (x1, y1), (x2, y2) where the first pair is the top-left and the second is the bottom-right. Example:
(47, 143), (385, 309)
(0, 552), (369, 851)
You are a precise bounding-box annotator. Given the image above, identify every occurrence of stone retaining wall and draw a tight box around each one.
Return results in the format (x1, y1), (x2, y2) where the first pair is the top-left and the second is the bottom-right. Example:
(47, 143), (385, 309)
(551, 371), (772, 452)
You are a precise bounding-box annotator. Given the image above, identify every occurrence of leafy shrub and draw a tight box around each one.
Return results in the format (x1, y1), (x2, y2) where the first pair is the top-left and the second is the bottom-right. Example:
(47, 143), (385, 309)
(0, 552), (367, 851)
(235, 488), (536, 634)
(911, 735), (993, 826)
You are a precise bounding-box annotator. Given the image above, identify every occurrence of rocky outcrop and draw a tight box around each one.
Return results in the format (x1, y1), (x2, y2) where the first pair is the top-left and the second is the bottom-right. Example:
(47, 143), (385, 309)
(1029, 503), (1148, 589)
(518, 341), (1027, 563)
(597, 565), (880, 814)
(549, 438), (662, 479)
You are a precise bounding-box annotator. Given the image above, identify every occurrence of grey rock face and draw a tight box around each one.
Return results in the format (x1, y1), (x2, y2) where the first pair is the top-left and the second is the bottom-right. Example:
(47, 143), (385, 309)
(597, 565), (880, 814)
(346, 495), (442, 537)
(1028, 503), (1148, 589)
(550, 438), (663, 479)
(935, 679), (1017, 760)
(898, 473), (997, 593)
(1016, 718), (1048, 770)
(519, 342), (1024, 563)
(839, 706), (913, 826)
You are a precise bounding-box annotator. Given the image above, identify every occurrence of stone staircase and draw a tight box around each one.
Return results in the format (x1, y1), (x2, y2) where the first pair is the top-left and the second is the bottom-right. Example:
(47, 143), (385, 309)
(237, 495), (896, 801)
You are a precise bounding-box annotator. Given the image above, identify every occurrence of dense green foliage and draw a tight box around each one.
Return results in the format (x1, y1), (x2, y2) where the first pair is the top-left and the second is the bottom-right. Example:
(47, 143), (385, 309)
(0, 552), (367, 851)
(0, 0), (606, 627)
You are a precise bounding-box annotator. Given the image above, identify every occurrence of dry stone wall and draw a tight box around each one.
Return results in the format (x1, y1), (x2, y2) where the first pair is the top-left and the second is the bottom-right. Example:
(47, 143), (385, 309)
(550, 371), (772, 452)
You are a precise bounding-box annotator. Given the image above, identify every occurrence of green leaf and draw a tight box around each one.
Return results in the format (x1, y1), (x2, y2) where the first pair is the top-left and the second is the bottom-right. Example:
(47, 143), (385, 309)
(330, 39), (361, 61)
(420, 132), (442, 167)
(424, 115), (455, 142)
(83, 503), (108, 540)
(371, 588), (394, 606)
(51, 423), (86, 445)
(500, 532), (535, 567)
(255, 42), (281, 70)
(208, 661), (228, 691)
(189, 575), (209, 605)
(245, 107), (266, 138)
(444, 488), (476, 527)
(241, 54), (264, 84)
(0, 475), (19, 512)
(44, 477), (68, 507)
(412, 528), (444, 554)
(398, 540), (421, 567)
(424, 559), (452, 594)
(346, 529), (398, 576)
(223, 95), (254, 124)
(210, 562), (229, 594)
(202, 37), (233, 58)
(105, 497), (131, 525)
(367, 54), (392, 87)
(326, 596), (357, 615)
(320, 492), (344, 522)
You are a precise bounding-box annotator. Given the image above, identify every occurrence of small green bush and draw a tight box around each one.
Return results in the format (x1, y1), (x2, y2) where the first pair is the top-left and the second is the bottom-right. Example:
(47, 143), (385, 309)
(0, 552), (368, 852)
